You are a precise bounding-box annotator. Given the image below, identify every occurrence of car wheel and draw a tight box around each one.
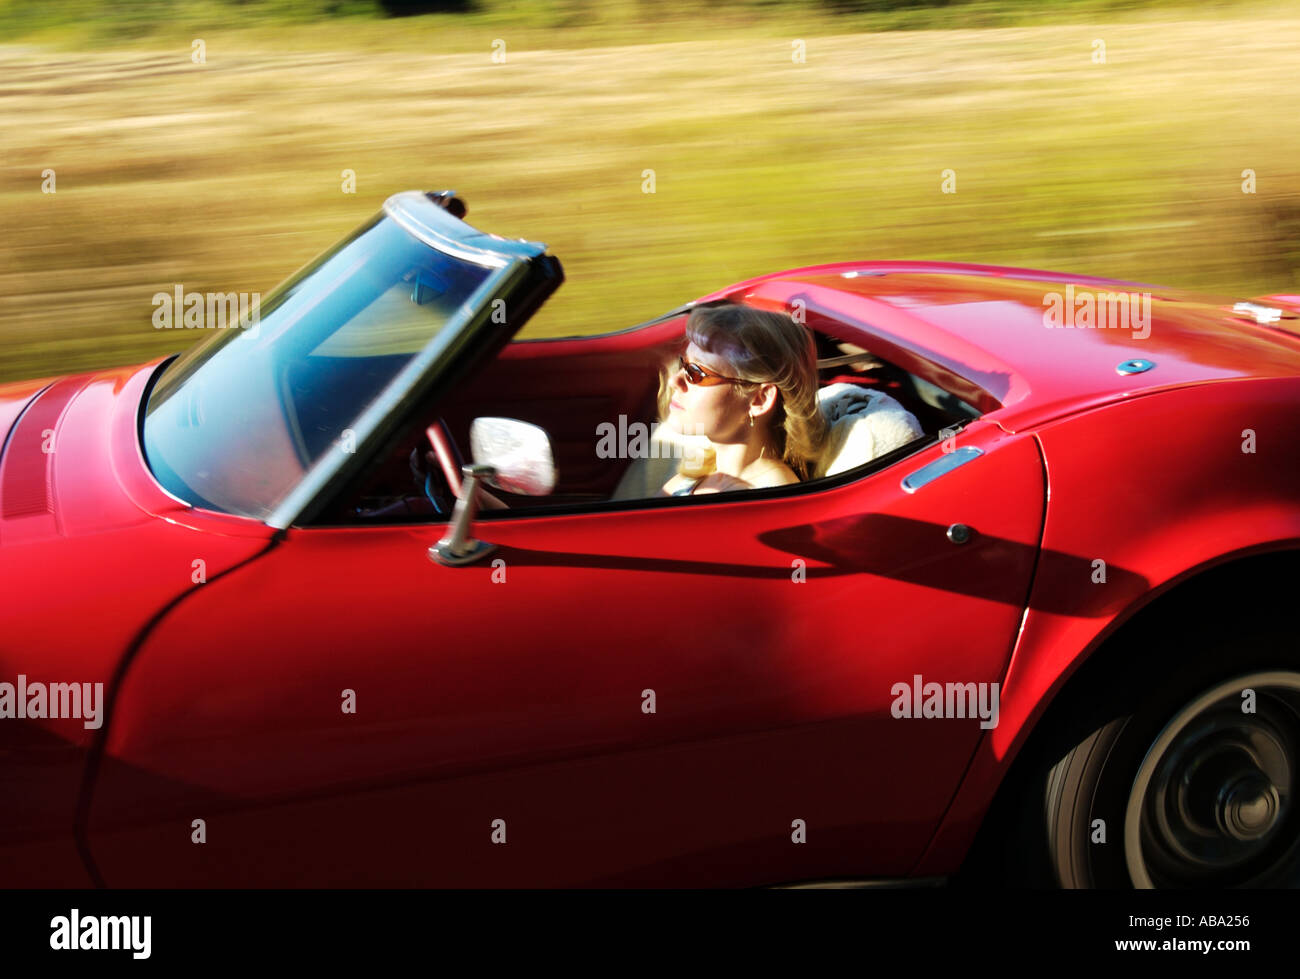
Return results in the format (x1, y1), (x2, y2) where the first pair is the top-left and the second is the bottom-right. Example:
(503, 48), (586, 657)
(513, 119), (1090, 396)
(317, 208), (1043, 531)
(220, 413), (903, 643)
(963, 622), (1300, 888)
(1048, 667), (1300, 888)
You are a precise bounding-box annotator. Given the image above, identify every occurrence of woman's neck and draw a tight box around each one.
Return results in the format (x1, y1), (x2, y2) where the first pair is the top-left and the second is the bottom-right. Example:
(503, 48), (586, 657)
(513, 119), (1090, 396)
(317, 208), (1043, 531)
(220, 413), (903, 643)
(713, 430), (782, 482)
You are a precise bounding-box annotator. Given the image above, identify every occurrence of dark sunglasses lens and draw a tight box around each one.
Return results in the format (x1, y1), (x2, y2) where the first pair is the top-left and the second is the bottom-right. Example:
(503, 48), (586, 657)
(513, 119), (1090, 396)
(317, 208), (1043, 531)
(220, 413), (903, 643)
(679, 357), (705, 384)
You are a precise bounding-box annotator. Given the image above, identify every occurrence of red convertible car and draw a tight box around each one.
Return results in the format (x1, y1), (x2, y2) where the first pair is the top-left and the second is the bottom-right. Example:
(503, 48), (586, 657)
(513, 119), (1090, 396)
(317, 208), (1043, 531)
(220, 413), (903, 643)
(2, 190), (1299, 888)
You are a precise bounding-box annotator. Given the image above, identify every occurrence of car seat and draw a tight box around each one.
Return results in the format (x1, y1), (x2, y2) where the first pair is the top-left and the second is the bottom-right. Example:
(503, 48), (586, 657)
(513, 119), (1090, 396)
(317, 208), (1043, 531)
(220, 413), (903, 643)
(812, 382), (924, 478)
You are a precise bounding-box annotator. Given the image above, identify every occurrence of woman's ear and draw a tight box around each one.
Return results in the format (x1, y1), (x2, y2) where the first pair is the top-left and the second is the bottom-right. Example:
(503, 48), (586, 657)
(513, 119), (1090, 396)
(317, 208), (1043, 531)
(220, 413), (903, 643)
(751, 383), (780, 417)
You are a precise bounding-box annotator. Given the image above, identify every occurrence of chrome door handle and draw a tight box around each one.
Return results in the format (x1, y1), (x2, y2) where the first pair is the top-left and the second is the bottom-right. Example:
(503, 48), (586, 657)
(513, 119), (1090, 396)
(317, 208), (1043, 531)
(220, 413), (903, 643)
(900, 446), (983, 493)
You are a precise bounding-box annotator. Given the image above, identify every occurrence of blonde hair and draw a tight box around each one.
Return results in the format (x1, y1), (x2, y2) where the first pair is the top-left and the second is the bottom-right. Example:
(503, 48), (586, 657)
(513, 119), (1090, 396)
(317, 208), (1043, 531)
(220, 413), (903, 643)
(658, 303), (827, 481)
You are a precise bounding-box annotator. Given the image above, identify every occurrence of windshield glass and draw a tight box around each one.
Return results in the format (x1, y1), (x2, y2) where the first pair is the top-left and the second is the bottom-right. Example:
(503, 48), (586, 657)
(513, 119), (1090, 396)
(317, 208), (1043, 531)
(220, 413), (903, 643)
(143, 213), (499, 520)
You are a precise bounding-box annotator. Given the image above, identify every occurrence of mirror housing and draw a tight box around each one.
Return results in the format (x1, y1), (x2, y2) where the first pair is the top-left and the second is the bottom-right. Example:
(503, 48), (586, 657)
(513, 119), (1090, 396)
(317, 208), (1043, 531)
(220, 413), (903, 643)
(469, 417), (557, 496)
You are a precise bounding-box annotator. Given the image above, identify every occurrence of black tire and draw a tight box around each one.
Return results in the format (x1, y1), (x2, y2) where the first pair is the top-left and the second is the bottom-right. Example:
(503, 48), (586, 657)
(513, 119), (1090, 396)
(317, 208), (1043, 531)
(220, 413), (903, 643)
(961, 616), (1300, 888)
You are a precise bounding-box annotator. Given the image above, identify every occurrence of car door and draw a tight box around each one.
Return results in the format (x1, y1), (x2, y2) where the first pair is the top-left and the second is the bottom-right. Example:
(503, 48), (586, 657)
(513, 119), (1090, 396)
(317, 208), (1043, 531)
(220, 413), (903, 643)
(86, 417), (1044, 886)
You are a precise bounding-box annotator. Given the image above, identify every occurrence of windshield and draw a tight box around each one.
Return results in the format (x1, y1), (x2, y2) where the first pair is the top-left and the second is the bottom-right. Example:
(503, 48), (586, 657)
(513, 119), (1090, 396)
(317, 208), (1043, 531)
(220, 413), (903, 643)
(143, 213), (500, 520)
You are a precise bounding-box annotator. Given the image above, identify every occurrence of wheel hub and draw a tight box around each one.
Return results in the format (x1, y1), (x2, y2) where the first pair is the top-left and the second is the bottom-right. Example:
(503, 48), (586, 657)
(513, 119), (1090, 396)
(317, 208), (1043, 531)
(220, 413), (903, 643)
(1218, 775), (1280, 841)
(1125, 671), (1300, 887)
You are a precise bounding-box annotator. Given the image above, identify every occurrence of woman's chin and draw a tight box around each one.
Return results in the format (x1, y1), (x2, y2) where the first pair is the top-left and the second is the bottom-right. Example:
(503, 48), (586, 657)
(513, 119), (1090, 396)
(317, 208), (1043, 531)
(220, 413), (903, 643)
(666, 410), (717, 440)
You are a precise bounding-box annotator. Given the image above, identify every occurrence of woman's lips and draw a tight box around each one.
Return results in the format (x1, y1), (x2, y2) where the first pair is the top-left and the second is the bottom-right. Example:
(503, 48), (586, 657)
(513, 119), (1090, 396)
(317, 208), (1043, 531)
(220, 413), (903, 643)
(670, 399), (683, 409)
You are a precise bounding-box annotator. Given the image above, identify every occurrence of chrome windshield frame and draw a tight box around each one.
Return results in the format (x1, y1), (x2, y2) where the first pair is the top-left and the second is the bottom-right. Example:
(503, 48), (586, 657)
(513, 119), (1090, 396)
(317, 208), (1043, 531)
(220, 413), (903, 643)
(259, 192), (552, 530)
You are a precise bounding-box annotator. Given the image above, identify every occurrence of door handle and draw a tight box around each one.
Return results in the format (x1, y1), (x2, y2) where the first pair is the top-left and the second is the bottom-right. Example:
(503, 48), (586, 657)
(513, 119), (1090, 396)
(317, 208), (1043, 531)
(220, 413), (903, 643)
(900, 446), (983, 493)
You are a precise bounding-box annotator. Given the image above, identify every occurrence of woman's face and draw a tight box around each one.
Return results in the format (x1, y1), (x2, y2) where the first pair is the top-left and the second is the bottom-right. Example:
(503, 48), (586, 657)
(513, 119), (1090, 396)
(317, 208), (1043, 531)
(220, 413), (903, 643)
(665, 341), (749, 440)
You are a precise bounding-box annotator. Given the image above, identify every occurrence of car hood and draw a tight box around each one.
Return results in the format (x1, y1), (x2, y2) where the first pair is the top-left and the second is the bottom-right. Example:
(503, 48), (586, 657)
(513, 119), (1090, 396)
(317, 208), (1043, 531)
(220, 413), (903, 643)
(0, 375), (52, 442)
(730, 263), (1300, 432)
(0, 363), (175, 544)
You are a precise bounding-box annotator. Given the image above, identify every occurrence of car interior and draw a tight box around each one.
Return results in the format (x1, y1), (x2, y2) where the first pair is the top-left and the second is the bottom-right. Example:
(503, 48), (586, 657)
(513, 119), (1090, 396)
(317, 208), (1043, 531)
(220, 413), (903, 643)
(320, 308), (983, 524)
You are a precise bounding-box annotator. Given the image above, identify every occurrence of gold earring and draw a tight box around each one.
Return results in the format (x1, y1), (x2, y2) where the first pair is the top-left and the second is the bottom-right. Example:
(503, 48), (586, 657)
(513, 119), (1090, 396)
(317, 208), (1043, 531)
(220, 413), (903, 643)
(749, 414), (754, 428)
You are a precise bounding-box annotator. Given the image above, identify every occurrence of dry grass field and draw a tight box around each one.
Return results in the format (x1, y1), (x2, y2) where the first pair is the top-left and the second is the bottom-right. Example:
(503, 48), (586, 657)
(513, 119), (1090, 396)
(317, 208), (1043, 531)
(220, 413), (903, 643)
(2, 7), (1298, 382)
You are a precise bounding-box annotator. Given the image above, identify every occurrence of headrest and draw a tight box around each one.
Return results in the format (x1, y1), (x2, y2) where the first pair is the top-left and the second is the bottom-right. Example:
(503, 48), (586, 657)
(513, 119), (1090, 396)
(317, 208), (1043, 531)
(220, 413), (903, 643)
(814, 382), (924, 478)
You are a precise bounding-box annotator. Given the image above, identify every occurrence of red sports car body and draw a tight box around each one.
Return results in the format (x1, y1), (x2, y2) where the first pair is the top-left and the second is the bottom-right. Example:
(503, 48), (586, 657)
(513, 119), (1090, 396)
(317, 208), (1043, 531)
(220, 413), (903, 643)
(3, 191), (1298, 888)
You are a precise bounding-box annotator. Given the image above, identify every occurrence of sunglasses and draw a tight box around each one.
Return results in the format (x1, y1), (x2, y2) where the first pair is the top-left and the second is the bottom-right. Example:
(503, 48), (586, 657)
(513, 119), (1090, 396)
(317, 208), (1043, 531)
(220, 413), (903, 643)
(677, 355), (748, 387)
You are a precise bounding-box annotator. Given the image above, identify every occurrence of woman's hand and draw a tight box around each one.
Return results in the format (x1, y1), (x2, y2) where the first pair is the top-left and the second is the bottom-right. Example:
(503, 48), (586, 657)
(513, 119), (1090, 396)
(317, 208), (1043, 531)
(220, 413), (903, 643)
(660, 471), (753, 496)
(692, 473), (751, 494)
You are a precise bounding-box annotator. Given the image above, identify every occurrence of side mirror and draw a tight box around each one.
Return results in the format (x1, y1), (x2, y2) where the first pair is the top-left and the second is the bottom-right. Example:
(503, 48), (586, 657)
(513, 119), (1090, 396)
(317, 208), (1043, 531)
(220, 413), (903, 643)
(470, 417), (557, 496)
(429, 418), (556, 567)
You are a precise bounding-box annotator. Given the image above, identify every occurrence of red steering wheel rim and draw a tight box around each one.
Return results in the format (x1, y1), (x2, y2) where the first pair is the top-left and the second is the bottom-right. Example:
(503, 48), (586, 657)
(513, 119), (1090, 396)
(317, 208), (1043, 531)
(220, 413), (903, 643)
(426, 420), (463, 498)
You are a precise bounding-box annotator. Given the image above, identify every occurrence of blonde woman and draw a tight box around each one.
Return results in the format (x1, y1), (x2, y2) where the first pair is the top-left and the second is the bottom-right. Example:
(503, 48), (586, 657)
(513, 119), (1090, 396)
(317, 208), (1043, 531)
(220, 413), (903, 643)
(658, 303), (827, 497)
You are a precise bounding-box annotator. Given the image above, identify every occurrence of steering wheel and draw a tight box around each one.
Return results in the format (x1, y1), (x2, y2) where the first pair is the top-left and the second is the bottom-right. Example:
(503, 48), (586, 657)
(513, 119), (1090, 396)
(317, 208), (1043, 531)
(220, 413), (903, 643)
(425, 420), (463, 499)
(409, 419), (464, 517)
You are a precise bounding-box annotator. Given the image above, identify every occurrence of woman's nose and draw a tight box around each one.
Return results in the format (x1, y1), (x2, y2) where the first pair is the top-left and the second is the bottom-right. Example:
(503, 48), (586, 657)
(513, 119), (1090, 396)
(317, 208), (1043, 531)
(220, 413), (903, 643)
(671, 368), (688, 391)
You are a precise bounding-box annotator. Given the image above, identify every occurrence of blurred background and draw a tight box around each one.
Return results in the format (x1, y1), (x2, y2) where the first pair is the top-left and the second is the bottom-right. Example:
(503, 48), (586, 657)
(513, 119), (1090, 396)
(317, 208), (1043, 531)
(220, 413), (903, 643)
(1, 0), (1297, 383)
